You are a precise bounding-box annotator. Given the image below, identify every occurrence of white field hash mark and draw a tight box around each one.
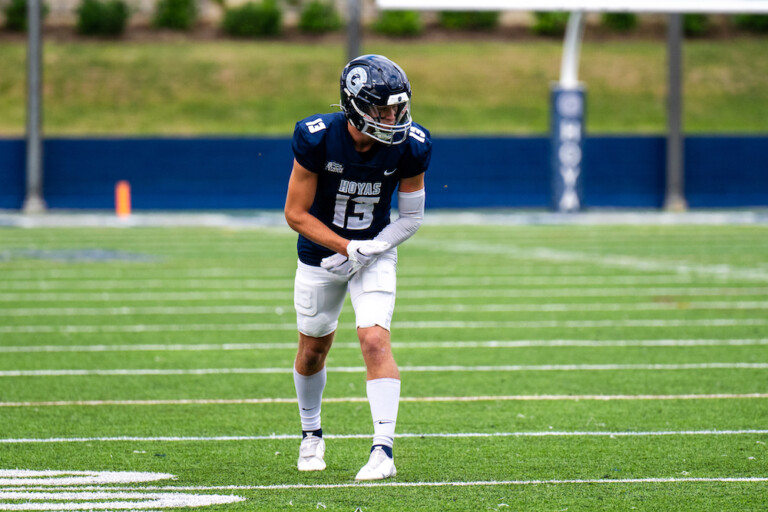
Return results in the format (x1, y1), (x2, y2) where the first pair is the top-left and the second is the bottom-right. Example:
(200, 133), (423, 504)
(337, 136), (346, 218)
(1, 363), (767, 378)
(2, 393), (766, 408)
(0, 470), (245, 510)
(2, 430), (767, 444)
(1, 338), (766, 354)
(2, 318), (768, 334)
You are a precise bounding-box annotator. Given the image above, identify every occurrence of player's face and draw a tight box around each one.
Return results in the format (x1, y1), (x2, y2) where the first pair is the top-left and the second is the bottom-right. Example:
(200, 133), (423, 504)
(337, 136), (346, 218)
(369, 105), (398, 124)
(356, 98), (411, 145)
(367, 102), (410, 127)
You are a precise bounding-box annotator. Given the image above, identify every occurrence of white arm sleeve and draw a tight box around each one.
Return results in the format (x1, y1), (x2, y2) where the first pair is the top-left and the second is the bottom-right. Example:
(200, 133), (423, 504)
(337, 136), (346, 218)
(374, 188), (425, 248)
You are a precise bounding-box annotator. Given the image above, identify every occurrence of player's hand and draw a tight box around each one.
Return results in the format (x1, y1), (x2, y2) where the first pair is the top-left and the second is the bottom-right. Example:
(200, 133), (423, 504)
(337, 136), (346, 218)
(347, 240), (391, 268)
(320, 253), (357, 276)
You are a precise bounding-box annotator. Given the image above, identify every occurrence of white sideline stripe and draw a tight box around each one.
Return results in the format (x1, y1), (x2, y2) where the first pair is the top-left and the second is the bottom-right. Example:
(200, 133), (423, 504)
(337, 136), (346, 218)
(1, 363), (766, 377)
(2, 287), (768, 302)
(2, 338), (766, 354)
(2, 318), (768, 334)
(2, 393), (766, 407)
(2, 429), (767, 444)
(3, 301), (768, 317)
(16, 477), (768, 491)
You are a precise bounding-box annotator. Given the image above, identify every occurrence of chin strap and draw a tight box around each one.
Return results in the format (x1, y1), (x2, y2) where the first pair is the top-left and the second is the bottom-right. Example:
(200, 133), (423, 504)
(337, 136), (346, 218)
(374, 188), (425, 248)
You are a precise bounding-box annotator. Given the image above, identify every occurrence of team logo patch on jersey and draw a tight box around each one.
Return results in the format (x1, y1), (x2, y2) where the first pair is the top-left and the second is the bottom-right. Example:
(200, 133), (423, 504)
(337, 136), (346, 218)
(325, 161), (344, 174)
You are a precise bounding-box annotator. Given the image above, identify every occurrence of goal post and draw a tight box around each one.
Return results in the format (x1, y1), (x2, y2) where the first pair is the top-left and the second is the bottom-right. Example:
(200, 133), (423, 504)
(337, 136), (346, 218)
(377, 0), (768, 212)
(377, 0), (768, 14)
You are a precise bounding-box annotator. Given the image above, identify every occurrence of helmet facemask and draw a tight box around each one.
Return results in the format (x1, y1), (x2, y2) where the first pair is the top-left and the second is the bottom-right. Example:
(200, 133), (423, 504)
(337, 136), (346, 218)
(349, 95), (411, 145)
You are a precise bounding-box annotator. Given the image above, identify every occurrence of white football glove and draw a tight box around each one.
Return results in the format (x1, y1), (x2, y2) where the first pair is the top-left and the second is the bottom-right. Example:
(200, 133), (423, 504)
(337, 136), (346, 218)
(320, 252), (356, 276)
(320, 240), (391, 277)
(346, 240), (391, 268)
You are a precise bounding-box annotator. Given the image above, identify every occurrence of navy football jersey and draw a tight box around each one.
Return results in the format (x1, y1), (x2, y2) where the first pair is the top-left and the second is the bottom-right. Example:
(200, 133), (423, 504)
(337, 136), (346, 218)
(292, 112), (432, 266)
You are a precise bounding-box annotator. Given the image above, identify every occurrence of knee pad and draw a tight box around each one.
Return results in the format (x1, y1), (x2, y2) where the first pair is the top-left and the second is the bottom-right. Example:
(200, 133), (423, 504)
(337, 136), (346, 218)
(294, 263), (346, 338)
(350, 251), (397, 330)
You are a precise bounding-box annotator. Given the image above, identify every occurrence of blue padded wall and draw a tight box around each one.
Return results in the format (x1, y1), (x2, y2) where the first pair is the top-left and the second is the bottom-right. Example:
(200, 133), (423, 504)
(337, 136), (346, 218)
(0, 139), (26, 210)
(0, 135), (766, 210)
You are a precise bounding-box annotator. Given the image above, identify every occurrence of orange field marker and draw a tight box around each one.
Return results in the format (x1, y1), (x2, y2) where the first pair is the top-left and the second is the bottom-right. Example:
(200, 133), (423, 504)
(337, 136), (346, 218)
(115, 180), (131, 218)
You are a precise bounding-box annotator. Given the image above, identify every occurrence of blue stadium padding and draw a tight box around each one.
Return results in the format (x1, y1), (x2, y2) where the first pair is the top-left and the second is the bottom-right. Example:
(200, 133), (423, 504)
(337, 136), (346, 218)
(42, 138), (293, 210)
(583, 136), (667, 208)
(686, 136), (768, 208)
(428, 137), (550, 208)
(0, 139), (26, 210)
(0, 136), (766, 210)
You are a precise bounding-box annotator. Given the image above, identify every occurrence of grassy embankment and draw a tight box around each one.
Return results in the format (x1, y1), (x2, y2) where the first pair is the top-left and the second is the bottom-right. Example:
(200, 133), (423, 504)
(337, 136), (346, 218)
(0, 38), (767, 135)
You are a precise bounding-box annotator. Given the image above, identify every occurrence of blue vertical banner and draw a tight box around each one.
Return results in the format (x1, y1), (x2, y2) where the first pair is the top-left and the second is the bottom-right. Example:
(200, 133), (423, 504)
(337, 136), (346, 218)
(550, 85), (586, 212)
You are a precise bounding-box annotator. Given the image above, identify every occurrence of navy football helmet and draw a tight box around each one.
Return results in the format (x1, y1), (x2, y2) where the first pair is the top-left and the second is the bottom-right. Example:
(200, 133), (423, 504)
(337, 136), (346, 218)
(339, 54), (412, 145)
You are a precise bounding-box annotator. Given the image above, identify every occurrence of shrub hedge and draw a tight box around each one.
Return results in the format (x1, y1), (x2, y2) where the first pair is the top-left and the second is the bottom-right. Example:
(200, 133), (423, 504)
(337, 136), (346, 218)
(76, 0), (129, 37)
(221, 0), (282, 38)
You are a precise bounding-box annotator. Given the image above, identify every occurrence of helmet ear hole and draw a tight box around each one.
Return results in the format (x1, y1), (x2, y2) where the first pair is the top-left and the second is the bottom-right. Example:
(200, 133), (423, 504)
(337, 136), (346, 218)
(340, 55), (412, 145)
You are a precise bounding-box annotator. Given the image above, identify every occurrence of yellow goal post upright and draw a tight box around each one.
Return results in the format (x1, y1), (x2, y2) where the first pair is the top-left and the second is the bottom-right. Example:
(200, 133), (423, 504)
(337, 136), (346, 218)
(377, 0), (768, 212)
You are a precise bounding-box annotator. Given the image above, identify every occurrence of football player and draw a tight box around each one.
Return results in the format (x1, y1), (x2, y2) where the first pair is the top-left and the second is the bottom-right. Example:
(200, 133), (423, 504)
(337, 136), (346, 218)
(284, 54), (432, 481)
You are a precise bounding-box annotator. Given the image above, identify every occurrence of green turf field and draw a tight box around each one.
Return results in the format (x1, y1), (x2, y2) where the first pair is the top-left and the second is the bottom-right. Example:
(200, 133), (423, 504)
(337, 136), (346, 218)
(1, 221), (767, 510)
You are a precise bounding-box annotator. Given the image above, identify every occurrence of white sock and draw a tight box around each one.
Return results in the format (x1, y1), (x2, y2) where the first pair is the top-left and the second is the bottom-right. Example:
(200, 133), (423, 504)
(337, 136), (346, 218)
(294, 366), (326, 432)
(366, 378), (400, 449)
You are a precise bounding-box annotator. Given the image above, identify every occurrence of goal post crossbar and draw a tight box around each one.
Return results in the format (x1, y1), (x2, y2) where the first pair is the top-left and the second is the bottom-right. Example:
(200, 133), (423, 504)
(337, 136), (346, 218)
(377, 0), (768, 14)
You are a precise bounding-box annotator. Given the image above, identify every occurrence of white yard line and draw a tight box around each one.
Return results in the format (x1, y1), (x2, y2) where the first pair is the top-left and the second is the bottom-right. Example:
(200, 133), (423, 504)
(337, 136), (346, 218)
(2, 318), (767, 334)
(1, 338), (766, 354)
(2, 393), (766, 407)
(400, 287), (768, 299)
(2, 287), (768, 302)
(2, 301), (767, 317)
(0, 275), (745, 290)
(9, 476), (768, 492)
(0, 279), (294, 290)
(0, 363), (766, 377)
(0, 291), (293, 302)
(413, 238), (768, 282)
(1, 429), (767, 444)
(0, 268), (294, 279)
(0, 305), (290, 317)
(0, 265), (655, 279)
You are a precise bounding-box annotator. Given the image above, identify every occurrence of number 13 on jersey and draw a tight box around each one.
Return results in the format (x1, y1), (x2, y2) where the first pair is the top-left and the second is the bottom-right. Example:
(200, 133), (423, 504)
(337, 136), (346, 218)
(333, 194), (380, 230)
